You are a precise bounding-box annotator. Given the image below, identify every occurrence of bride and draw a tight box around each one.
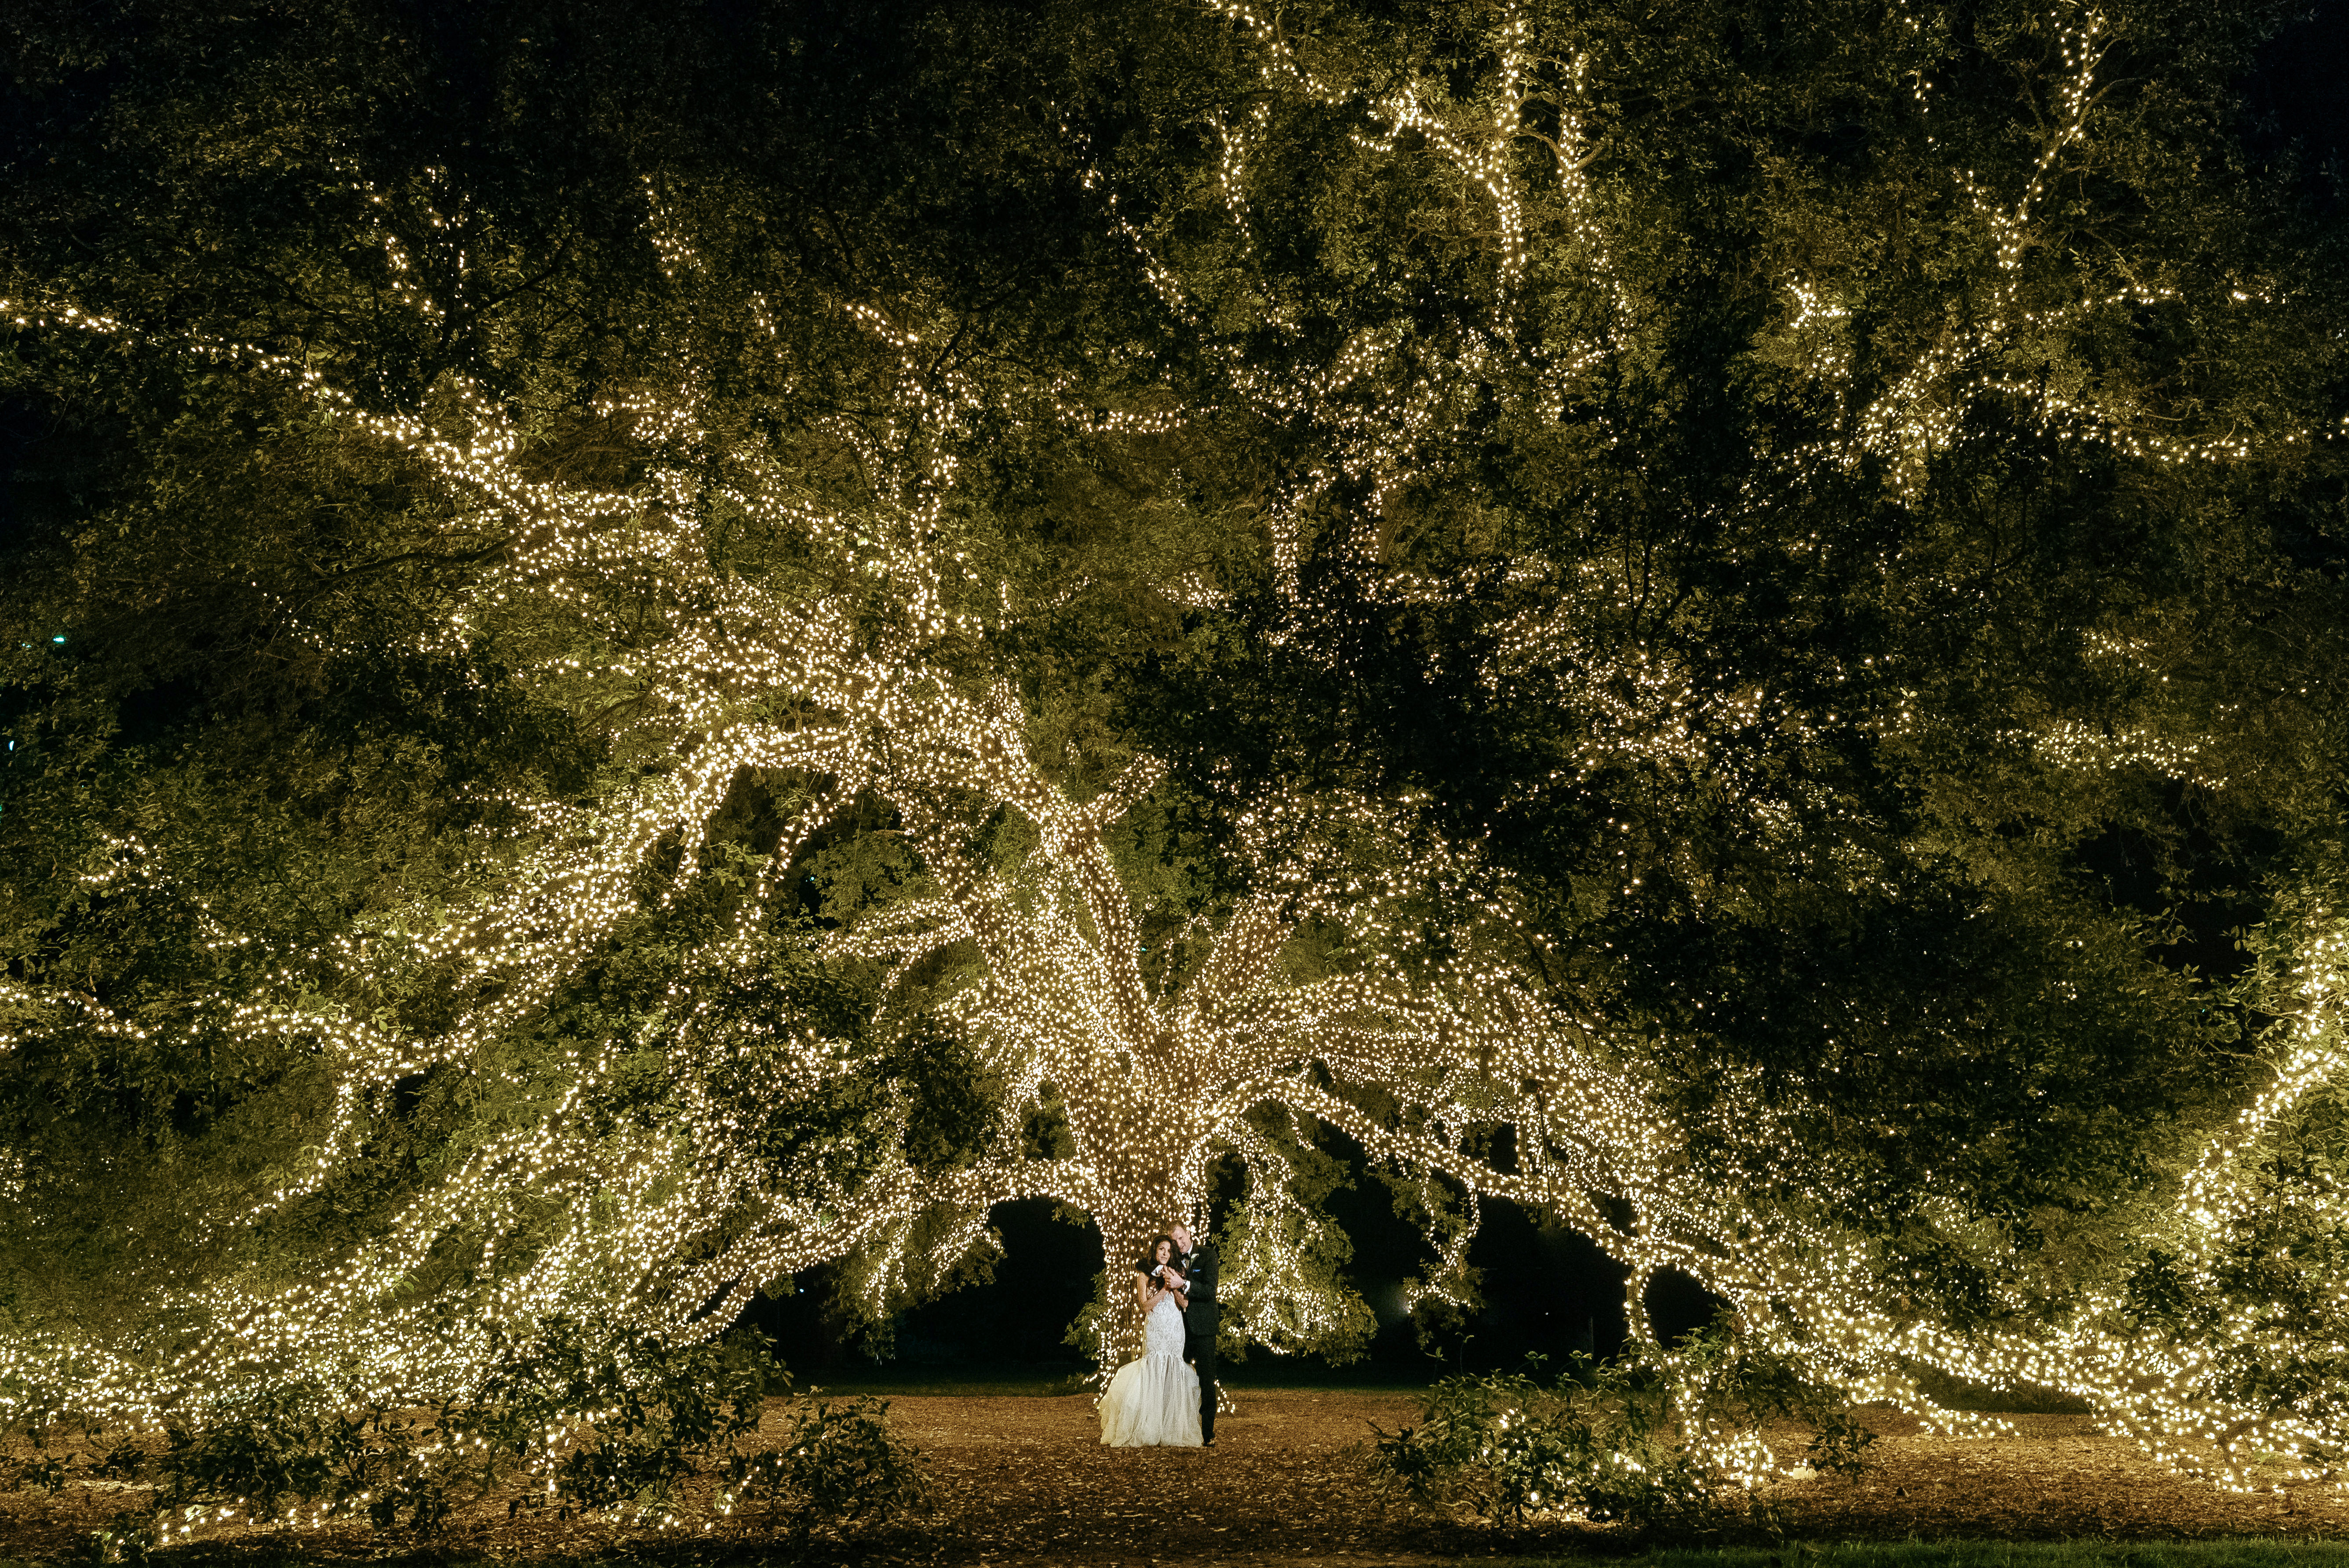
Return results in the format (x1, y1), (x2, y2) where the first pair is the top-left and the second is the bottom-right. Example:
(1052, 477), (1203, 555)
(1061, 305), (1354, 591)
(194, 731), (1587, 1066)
(1097, 1234), (1203, 1447)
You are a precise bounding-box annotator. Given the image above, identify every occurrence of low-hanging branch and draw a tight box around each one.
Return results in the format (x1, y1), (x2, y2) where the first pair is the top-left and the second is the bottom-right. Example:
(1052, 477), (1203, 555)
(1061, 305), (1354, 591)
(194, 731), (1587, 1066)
(1, 0), (2344, 1510)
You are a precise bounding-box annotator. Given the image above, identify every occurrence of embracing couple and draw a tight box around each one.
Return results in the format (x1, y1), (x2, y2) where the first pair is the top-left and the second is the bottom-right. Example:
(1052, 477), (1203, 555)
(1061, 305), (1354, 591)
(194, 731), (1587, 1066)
(1097, 1220), (1220, 1448)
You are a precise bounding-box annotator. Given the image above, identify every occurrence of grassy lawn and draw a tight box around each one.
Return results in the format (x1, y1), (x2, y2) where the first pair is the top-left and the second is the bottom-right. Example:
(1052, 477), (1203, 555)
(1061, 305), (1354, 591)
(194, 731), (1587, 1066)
(1562, 1546), (2349, 1568)
(16, 1539), (2345, 1568)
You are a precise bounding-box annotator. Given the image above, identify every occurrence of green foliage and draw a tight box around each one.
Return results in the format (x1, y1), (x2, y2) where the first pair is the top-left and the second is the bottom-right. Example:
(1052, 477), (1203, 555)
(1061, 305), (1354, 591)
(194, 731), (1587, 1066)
(1366, 1347), (1875, 1532)
(157, 1388), (453, 1535)
(1668, 1335), (1883, 1482)
(2105, 878), (2349, 1457)
(0, 0), (2343, 1427)
(7, 1321), (923, 1545)
(1110, 0), (2349, 1324)
(1061, 1267), (1115, 1371)
(724, 1387), (932, 1544)
(1219, 1109), (1380, 1363)
(1369, 1358), (1718, 1531)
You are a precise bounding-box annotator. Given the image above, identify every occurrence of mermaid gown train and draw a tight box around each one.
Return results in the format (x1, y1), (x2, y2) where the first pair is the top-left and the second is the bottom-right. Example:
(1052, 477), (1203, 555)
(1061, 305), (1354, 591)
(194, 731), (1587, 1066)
(1097, 1291), (1202, 1447)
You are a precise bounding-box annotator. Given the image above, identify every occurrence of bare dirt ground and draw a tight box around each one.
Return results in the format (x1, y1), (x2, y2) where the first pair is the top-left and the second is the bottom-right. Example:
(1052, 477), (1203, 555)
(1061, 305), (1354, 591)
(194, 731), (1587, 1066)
(5, 1392), (2347, 1563)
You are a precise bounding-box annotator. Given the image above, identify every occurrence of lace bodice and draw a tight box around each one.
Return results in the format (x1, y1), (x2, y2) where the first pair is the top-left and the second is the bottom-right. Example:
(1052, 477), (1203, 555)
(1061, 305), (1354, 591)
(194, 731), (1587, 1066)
(1144, 1290), (1185, 1356)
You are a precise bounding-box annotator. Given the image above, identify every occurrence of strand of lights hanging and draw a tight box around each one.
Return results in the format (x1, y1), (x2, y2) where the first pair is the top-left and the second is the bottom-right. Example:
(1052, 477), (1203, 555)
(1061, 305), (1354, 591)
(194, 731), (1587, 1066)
(0, 0), (2341, 1515)
(1145, 2), (2349, 1497)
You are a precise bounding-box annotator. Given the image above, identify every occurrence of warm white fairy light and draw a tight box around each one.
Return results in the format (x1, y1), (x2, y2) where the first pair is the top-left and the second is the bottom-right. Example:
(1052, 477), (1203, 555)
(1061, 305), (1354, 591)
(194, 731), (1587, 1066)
(1084, 0), (2343, 1492)
(1, 0), (2340, 1514)
(0, 269), (1612, 1407)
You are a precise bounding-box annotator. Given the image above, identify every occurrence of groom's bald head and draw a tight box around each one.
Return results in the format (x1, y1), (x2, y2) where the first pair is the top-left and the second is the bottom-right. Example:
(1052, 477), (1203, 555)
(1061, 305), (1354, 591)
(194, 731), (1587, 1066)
(1170, 1221), (1192, 1251)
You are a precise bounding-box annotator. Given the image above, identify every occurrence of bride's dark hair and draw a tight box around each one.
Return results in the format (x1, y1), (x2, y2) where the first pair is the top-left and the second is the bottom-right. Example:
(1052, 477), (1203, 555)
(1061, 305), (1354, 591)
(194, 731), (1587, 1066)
(1134, 1233), (1176, 1275)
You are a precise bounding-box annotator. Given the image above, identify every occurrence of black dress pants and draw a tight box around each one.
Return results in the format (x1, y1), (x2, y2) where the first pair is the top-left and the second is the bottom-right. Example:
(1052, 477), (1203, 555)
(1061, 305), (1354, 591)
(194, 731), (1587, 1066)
(1188, 1306), (1219, 1441)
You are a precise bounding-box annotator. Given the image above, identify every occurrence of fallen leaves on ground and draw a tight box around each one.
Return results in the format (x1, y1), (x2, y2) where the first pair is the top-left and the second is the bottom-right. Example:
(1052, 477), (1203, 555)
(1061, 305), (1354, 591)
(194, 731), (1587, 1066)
(5, 1394), (2347, 1563)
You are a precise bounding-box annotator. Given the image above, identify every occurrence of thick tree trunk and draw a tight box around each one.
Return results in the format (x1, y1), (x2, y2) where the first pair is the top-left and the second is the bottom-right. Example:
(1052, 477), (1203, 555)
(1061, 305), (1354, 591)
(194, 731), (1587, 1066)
(1070, 1099), (1206, 1375)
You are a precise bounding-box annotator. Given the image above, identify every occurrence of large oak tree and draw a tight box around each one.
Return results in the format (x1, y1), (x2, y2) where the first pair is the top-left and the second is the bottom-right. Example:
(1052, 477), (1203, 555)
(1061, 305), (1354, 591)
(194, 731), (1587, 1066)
(3, 0), (2345, 1491)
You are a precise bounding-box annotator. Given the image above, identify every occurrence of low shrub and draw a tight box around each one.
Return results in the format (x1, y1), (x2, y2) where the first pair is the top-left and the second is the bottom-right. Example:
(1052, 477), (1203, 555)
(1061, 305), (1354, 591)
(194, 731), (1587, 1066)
(1367, 1358), (1714, 1530)
(1365, 1342), (1875, 1533)
(723, 1387), (930, 1543)
(7, 1317), (925, 1553)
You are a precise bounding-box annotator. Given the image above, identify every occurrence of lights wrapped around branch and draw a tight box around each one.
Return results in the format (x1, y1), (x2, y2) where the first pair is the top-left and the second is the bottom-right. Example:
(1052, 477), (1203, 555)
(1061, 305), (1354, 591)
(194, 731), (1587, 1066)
(2, 0), (2342, 1509)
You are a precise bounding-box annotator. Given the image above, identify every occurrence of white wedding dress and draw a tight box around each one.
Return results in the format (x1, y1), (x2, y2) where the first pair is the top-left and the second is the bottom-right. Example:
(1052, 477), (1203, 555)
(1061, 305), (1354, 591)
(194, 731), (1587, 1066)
(1097, 1289), (1202, 1446)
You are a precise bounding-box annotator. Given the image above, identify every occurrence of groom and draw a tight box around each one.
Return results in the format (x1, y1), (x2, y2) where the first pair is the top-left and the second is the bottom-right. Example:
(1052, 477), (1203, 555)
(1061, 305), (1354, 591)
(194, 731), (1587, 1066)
(1169, 1220), (1219, 1445)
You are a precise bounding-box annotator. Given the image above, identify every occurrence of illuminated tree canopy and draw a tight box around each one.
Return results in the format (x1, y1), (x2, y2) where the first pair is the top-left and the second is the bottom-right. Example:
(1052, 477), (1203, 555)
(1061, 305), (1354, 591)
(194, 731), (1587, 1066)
(2, 0), (2345, 1497)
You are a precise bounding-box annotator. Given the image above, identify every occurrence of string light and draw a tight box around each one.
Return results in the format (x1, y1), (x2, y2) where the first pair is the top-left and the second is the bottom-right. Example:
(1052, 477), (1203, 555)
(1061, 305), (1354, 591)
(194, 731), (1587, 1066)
(0, 0), (2340, 1516)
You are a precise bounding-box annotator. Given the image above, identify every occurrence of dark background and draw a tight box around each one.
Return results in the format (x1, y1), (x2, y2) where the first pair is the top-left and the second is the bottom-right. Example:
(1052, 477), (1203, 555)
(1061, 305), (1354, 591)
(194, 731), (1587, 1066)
(740, 1148), (1726, 1383)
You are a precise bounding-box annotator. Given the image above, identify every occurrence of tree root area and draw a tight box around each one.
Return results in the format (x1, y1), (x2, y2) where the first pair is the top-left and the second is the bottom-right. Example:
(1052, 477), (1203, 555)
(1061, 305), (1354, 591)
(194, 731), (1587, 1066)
(5, 1395), (2349, 1562)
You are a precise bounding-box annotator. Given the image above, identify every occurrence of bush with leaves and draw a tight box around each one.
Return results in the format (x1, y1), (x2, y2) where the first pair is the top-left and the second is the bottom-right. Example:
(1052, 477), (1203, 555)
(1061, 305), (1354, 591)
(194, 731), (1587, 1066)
(9, 1317), (924, 1551)
(1366, 1346), (1873, 1533)
(722, 1387), (931, 1545)
(154, 1386), (450, 1537)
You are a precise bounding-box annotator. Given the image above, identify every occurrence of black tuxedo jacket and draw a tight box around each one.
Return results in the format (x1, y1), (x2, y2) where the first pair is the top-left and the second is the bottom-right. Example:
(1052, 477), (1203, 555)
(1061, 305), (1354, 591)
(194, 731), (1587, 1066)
(1180, 1241), (1219, 1322)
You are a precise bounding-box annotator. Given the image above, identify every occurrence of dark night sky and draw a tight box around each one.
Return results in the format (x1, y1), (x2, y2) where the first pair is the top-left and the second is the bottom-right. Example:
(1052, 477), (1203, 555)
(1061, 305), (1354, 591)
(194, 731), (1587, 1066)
(2245, 0), (2349, 204)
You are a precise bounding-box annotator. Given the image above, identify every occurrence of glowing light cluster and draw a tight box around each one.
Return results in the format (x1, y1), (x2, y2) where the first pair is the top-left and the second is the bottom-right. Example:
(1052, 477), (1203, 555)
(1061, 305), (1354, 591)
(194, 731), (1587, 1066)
(2, 0), (2342, 1517)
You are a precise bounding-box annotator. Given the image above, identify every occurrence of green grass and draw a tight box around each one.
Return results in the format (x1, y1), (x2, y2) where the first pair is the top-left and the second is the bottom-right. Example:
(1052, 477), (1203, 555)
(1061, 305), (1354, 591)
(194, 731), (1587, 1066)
(29, 1540), (2346, 1568)
(1517, 1546), (2349, 1568)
